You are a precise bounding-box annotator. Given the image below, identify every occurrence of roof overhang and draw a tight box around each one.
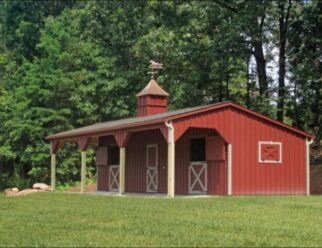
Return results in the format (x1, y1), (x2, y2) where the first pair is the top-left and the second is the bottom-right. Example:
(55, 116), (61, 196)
(47, 102), (314, 141)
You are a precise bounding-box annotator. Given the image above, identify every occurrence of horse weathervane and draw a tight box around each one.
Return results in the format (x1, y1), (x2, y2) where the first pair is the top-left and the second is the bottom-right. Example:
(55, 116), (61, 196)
(148, 60), (163, 79)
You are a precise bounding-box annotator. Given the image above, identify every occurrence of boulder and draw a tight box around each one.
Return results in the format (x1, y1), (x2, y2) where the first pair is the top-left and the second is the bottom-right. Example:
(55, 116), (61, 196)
(33, 183), (51, 191)
(44, 186), (52, 192)
(11, 187), (19, 193)
(4, 188), (22, 197)
(19, 189), (39, 196)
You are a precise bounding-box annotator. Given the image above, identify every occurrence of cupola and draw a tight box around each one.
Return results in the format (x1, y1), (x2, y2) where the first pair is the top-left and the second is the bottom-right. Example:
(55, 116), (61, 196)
(136, 79), (169, 117)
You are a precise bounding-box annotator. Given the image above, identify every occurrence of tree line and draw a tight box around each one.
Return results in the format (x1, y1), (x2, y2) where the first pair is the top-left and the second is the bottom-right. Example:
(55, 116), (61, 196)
(0, 0), (321, 189)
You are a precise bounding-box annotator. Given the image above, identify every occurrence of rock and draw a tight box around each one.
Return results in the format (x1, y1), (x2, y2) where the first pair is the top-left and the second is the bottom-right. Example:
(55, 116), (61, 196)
(33, 183), (51, 191)
(44, 186), (52, 192)
(4, 188), (12, 195)
(19, 189), (39, 196)
(5, 188), (21, 197)
(11, 187), (19, 193)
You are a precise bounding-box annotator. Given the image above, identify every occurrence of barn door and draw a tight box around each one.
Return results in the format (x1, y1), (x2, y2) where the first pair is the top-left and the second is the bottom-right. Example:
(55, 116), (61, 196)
(146, 144), (158, 193)
(109, 165), (119, 192)
(189, 162), (207, 194)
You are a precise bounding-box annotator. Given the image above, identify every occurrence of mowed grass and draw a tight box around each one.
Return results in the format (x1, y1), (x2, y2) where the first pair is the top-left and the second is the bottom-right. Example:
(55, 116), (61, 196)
(1, 193), (322, 247)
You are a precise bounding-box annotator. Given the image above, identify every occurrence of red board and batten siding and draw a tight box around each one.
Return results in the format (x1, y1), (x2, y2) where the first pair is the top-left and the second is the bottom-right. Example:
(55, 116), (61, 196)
(175, 127), (227, 195)
(125, 129), (168, 193)
(172, 107), (307, 195)
(97, 128), (227, 195)
(96, 105), (307, 195)
(96, 135), (117, 191)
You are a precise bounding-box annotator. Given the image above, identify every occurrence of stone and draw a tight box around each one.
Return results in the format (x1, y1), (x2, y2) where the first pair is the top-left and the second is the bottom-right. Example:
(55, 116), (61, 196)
(44, 186), (52, 192)
(19, 189), (39, 196)
(33, 183), (51, 191)
(11, 187), (19, 193)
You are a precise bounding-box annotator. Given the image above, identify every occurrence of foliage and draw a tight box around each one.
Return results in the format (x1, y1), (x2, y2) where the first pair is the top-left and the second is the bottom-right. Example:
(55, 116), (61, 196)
(0, 0), (320, 188)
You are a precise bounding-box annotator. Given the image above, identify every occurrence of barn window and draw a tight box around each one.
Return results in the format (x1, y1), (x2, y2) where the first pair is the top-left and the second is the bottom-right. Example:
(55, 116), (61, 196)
(258, 141), (282, 163)
(108, 146), (119, 165)
(190, 138), (206, 162)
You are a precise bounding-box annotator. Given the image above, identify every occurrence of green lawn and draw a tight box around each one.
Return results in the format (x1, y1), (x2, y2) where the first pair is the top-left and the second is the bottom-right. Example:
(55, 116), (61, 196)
(1, 193), (322, 247)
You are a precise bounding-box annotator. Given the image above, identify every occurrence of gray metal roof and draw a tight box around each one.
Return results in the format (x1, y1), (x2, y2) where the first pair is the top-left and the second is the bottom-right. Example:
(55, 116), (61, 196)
(47, 102), (227, 140)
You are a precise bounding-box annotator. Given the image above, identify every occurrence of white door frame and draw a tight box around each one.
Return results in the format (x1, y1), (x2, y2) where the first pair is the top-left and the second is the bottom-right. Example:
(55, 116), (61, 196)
(188, 161), (207, 194)
(146, 144), (158, 193)
(109, 164), (119, 192)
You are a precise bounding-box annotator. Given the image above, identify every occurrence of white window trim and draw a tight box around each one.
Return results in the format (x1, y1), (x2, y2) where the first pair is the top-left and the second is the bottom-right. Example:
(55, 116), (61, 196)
(258, 141), (282, 164)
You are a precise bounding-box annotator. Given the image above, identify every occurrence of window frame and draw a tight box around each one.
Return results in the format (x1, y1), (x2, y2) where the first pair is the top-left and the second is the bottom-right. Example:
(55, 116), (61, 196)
(258, 141), (282, 164)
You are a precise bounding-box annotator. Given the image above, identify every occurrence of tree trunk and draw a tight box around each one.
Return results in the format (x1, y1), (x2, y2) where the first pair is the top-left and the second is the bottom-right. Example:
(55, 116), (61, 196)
(277, 0), (292, 122)
(254, 41), (268, 99)
(246, 56), (250, 107)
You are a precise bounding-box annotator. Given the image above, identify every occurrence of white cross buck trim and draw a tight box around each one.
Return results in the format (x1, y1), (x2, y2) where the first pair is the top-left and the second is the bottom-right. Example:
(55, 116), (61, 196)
(147, 167), (158, 192)
(109, 165), (119, 191)
(189, 162), (207, 194)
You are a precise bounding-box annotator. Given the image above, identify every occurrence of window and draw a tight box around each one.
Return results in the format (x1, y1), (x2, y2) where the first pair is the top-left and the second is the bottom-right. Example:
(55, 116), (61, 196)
(258, 141), (282, 163)
(108, 146), (119, 165)
(190, 138), (206, 162)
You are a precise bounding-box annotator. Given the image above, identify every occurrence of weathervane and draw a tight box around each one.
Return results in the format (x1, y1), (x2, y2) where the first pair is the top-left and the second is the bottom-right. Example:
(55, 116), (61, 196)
(148, 60), (163, 79)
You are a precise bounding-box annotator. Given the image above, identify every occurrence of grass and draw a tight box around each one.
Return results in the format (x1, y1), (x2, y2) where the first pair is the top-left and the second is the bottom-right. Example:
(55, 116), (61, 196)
(1, 193), (322, 247)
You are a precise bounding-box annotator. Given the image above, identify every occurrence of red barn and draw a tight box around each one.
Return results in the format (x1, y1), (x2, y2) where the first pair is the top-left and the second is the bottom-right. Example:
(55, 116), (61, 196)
(47, 78), (314, 196)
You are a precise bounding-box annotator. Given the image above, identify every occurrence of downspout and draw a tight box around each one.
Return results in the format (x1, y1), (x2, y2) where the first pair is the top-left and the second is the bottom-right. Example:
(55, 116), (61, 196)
(165, 120), (175, 197)
(306, 138), (313, 196)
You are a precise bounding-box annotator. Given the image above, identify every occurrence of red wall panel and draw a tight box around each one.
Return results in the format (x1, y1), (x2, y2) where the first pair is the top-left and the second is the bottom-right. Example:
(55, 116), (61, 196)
(96, 105), (307, 195)
(175, 128), (227, 195)
(173, 107), (307, 195)
(96, 135), (117, 191)
(125, 129), (168, 193)
(208, 161), (227, 195)
(97, 165), (108, 191)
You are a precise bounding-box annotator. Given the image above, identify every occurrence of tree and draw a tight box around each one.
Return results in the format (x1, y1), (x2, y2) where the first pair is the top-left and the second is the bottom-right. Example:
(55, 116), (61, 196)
(277, 0), (292, 122)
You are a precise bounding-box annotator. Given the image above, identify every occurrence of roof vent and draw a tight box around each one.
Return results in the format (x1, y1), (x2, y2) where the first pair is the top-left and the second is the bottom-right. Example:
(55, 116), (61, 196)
(136, 79), (169, 117)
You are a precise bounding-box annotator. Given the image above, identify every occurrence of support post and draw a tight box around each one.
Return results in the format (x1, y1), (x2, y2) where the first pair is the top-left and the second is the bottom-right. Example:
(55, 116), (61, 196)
(165, 121), (175, 198)
(81, 150), (86, 193)
(119, 147), (126, 194)
(51, 154), (56, 192)
(227, 144), (232, 195)
(306, 138), (313, 196)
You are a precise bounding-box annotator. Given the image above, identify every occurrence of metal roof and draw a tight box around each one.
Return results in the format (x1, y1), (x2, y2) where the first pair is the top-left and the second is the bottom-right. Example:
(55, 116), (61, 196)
(47, 101), (314, 141)
(47, 102), (222, 140)
(136, 79), (169, 97)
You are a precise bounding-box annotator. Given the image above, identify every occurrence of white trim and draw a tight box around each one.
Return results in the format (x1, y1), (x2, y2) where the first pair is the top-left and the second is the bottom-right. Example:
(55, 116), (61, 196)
(109, 164), (119, 192)
(306, 138), (313, 196)
(188, 161), (207, 194)
(227, 144), (232, 195)
(258, 141), (282, 164)
(146, 144), (159, 193)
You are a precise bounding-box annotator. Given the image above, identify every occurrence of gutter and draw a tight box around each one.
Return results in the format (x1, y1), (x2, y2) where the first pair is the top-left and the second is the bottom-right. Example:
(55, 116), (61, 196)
(165, 120), (174, 143)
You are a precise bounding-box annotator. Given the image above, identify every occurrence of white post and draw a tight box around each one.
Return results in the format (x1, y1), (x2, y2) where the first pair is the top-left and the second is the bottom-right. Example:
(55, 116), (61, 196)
(227, 144), (232, 195)
(51, 154), (56, 192)
(165, 121), (175, 198)
(306, 138), (313, 196)
(119, 147), (126, 194)
(81, 150), (86, 193)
